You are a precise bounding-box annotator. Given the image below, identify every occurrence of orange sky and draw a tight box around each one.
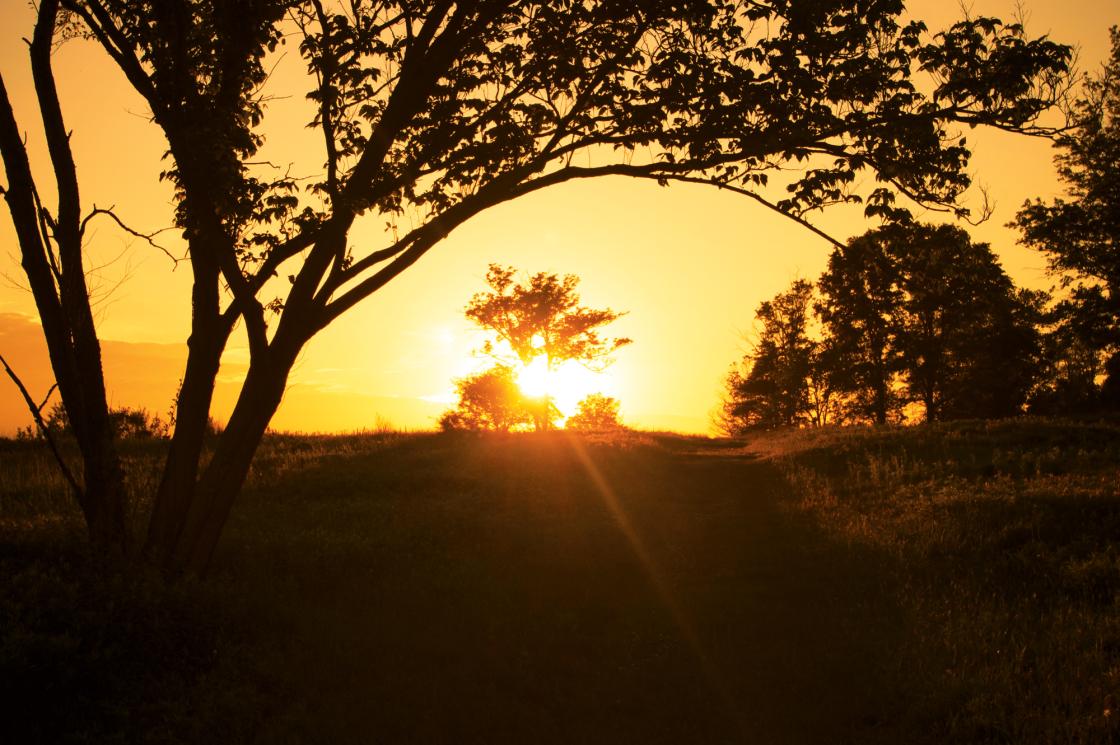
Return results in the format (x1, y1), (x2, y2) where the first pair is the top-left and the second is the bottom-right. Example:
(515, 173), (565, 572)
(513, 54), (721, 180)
(0, 1), (1116, 435)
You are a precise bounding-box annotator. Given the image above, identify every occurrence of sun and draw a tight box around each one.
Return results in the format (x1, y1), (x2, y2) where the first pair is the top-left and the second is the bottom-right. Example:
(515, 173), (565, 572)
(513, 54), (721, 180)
(516, 357), (615, 420)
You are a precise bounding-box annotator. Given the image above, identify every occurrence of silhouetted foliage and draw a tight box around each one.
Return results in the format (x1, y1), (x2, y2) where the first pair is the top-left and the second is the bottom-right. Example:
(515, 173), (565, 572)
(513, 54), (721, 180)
(725, 225), (1045, 430)
(1014, 27), (1120, 410)
(721, 280), (818, 433)
(816, 225), (1046, 422)
(0, 1), (1073, 570)
(887, 225), (1045, 421)
(466, 265), (631, 372)
(439, 365), (554, 433)
(19, 403), (170, 441)
(565, 393), (624, 432)
(817, 234), (906, 424)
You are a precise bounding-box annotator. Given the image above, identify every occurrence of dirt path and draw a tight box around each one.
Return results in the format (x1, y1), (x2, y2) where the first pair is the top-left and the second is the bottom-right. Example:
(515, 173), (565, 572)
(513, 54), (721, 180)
(223, 435), (909, 744)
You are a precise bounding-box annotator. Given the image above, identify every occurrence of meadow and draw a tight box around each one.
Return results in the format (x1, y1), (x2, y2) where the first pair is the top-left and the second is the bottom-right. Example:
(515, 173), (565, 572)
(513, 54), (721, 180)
(1, 419), (1118, 744)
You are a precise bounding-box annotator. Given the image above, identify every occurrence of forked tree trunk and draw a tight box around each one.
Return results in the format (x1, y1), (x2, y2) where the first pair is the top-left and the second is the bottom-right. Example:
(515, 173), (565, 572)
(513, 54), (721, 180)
(161, 352), (296, 575)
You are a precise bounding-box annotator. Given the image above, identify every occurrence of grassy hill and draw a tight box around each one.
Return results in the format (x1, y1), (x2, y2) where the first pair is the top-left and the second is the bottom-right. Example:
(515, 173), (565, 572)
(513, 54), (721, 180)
(1, 420), (1118, 743)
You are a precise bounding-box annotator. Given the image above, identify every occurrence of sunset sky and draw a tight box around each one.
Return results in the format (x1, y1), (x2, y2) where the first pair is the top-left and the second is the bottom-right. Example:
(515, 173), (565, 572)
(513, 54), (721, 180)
(0, 1), (1116, 436)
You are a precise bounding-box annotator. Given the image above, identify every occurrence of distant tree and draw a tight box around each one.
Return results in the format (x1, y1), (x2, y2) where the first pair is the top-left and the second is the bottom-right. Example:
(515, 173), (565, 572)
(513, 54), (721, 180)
(0, 2), (1072, 570)
(817, 224), (1044, 423)
(892, 225), (1044, 421)
(721, 280), (816, 432)
(464, 264), (630, 430)
(438, 365), (537, 433)
(565, 394), (624, 432)
(816, 233), (906, 424)
(1013, 27), (1120, 409)
(32, 402), (169, 441)
(466, 264), (631, 371)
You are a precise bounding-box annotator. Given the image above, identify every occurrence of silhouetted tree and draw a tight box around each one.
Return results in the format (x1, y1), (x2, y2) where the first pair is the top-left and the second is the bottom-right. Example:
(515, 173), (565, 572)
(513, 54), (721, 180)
(466, 264), (630, 370)
(721, 280), (816, 432)
(565, 393), (624, 432)
(805, 342), (848, 427)
(1013, 27), (1120, 409)
(464, 264), (630, 430)
(0, 2), (1072, 571)
(817, 233), (906, 424)
(438, 365), (538, 433)
(893, 225), (1044, 421)
(817, 224), (1044, 422)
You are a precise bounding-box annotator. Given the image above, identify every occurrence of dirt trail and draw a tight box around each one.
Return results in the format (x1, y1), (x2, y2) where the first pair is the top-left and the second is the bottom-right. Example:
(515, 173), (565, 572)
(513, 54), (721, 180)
(224, 435), (909, 744)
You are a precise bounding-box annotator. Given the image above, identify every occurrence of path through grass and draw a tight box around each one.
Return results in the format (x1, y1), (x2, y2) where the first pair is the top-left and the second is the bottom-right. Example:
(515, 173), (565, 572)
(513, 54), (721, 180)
(2, 432), (911, 744)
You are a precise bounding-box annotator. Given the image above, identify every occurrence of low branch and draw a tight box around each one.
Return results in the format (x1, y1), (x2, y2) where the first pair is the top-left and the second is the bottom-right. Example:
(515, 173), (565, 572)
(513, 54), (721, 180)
(659, 175), (847, 249)
(0, 351), (82, 497)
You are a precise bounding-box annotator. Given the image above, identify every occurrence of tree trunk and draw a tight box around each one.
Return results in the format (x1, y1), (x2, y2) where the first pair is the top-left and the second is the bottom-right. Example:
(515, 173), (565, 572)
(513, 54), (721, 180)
(144, 331), (225, 563)
(0, 14), (131, 556)
(872, 377), (888, 426)
(79, 432), (130, 554)
(166, 352), (295, 575)
(143, 251), (231, 563)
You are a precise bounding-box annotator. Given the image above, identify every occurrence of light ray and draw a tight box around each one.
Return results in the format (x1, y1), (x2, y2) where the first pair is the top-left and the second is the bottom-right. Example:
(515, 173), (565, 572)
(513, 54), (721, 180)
(562, 434), (748, 733)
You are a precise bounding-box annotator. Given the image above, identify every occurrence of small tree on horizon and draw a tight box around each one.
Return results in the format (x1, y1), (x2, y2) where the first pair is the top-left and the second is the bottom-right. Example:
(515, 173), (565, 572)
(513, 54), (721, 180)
(438, 365), (544, 433)
(565, 393), (624, 433)
(464, 264), (631, 430)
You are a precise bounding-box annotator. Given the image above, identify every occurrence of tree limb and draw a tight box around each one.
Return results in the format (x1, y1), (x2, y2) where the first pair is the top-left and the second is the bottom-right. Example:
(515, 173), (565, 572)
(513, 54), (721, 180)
(79, 205), (181, 265)
(0, 351), (82, 498)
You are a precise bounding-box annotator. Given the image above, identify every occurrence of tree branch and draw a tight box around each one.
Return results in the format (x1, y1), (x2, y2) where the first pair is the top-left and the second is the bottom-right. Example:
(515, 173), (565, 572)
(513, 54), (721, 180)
(0, 351), (82, 498)
(79, 205), (181, 265)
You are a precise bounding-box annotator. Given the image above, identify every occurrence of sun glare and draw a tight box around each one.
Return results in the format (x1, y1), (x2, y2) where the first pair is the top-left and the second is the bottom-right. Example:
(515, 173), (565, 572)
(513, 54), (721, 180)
(516, 358), (615, 420)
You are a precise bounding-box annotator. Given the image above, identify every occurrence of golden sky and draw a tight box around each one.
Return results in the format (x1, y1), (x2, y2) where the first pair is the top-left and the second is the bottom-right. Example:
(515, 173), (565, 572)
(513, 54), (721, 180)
(0, 1), (1116, 435)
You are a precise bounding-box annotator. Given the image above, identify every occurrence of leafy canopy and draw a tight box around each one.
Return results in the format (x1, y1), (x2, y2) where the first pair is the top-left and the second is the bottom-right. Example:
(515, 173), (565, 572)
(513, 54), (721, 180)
(438, 364), (554, 433)
(64, 1), (1071, 344)
(465, 264), (631, 371)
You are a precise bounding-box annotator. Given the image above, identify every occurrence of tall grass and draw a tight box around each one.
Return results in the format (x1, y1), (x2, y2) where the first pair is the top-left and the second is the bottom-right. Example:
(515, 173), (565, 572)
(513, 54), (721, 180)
(753, 418), (1120, 743)
(3, 421), (1118, 743)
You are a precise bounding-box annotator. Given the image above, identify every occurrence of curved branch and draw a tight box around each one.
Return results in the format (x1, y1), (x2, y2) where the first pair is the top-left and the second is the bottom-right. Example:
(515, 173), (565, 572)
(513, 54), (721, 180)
(79, 205), (181, 265)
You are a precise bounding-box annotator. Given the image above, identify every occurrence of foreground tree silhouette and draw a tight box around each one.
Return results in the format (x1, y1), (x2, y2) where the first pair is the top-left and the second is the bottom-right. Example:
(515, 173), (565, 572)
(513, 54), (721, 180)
(0, 2), (1072, 572)
(1014, 26), (1120, 408)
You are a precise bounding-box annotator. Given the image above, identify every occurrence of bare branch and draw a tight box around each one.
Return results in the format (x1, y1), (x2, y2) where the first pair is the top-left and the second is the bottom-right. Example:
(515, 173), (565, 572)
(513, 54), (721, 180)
(0, 351), (83, 498)
(79, 205), (181, 266)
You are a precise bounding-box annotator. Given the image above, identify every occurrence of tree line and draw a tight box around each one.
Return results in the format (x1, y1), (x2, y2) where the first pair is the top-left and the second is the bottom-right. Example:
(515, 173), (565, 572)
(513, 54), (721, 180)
(719, 224), (1050, 432)
(723, 27), (1120, 434)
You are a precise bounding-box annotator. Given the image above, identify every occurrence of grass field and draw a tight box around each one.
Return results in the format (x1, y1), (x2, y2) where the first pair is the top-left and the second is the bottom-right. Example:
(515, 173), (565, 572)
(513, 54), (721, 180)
(1, 420), (1118, 744)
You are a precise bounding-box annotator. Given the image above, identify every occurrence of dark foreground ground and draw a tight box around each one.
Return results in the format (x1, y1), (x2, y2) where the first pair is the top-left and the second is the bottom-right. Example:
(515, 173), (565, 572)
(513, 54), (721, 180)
(2, 421), (1118, 744)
